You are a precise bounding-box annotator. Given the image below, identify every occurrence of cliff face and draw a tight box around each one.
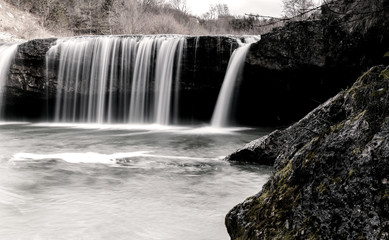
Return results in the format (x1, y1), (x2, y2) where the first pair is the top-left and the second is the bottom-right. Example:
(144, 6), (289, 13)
(4, 1), (389, 124)
(6, 36), (237, 96)
(5, 38), (56, 120)
(8, 38), (56, 93)
(237, 0), (389, 126)
(3, 36), (238, 121)
(225, 65), (389, 239)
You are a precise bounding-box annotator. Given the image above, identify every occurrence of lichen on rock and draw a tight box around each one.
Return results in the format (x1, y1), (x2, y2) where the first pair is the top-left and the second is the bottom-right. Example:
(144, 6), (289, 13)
(225, 65), (389, 239)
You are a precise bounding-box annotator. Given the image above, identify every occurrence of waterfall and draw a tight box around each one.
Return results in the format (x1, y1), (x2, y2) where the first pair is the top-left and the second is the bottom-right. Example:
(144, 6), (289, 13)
(47, 35), (186, 125)
(0, 43), (18, 118)
(211, 36), (260, 128)
(128, 37), (155, 124)
(154, 37), (185, 125)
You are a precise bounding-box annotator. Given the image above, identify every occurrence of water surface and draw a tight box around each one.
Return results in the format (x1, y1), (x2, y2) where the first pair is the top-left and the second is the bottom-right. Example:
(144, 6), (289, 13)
(0, 123), (272, 240)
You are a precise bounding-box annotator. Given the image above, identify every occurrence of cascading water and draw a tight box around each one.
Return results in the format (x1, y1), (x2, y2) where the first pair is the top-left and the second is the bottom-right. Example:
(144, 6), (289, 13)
(128, 37), (155, 124)
(0, 43), (18, 118)
(154, 37), (185, 125)
(47, 35), (186, 125)
(211, 36), (260, 128)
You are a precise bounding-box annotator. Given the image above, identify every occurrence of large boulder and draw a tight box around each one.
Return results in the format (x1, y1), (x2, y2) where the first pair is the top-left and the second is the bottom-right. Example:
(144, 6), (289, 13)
(225, 65), (389, 239)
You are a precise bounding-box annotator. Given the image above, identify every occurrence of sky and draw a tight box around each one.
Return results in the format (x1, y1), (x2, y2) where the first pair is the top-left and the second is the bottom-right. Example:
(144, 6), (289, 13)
(186, 0), (322, 17)
(186, 0), (284, 17)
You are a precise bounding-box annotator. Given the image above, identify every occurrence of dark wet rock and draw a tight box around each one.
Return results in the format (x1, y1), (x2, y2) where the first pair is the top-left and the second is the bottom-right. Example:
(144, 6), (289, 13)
(4, 38), (57, 120)
(175, 36), (239, 123)
(225, 65), (389, 239)
(8, 38), (57, 94)
(238, 0), (389, 126)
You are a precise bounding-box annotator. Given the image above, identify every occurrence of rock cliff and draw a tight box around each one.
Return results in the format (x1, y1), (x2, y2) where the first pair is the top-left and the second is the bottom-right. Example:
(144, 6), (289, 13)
(3, 36), (238, 121)
(225, 65), (389, 239)
(238, 0), (389, 126)
(4, 0), (389, 125)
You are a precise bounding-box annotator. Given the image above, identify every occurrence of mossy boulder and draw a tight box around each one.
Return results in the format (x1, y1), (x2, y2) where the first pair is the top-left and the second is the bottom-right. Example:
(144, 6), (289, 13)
(226, 65), (389, 239)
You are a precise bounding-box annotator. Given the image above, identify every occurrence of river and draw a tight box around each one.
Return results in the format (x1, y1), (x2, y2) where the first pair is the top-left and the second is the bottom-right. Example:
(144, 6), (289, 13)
(0, 122), (272, 240)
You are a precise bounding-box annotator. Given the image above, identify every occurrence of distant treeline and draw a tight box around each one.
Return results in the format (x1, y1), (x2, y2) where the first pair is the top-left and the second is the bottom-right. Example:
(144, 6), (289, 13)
(4, 0), (286, 36)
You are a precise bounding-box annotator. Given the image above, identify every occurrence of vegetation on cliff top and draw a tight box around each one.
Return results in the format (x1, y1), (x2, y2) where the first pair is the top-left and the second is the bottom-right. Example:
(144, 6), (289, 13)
(0, 0), (327, 38)
(0, 0), (278, 37)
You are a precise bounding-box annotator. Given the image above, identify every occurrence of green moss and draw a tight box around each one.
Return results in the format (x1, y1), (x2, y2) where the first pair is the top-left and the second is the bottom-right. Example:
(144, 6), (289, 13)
(277, 159), (293, 179)
(348, 169), (355, 178)
(370, 88), (387, 98)
(242, 158), (302, 239)
(357, 235), (367, 240)
(330, 121), (345, 133)
(379, 69), (389, 79)
(331, 176), (343, 185)
(258, 189), (270, 203)
(281, 230), (298, 240)
(378, 189), (389, 201)
(346, 87), (357, 96)
(316, 183), (327, 193)
(304, 151), (317, 166)
(352, 110), (366, 122)
(356, 69), (373, 84)
(299, 137), (321, 167)
(353, 148), (362, 155)
(311, 136), (320, 143)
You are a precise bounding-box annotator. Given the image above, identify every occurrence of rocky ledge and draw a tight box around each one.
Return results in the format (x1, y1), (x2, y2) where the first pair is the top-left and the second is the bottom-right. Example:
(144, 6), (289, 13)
(225, 65), (389, 239)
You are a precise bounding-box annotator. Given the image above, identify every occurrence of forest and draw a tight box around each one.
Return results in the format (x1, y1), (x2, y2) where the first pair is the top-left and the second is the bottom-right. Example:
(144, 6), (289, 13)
(3, 0), (319, 36)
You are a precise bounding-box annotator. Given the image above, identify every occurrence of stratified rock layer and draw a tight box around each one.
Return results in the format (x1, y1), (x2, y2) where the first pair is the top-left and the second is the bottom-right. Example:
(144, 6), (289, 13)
(225, 65), (389, 239)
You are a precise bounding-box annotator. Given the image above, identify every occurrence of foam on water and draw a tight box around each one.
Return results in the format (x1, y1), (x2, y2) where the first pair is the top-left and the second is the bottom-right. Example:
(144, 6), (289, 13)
(182, 126), (251, 135)
(10, 151), (219, 165)
(0, 121), (30, 125)
(0, 187), (32, 205)
(10, 152), (150, 165)
(27, 122), (249, 135)
(29, 122), (189, 131)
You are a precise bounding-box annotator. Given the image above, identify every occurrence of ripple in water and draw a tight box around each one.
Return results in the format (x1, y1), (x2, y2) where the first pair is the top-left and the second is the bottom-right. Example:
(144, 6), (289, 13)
(0, 123), (272, 240)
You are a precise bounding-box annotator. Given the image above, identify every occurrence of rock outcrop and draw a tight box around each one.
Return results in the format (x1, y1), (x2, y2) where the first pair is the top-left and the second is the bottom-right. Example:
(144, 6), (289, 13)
(4, 38), (56, 120)
(237, 0), (389, 126)
(225, 65), (389, 239)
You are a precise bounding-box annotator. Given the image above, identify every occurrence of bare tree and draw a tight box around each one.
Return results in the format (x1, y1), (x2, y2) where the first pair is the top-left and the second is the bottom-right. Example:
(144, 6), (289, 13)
(282, 0), (315, 19)
(139, 0), (165, 13)
(169, 0), (187, 13)
(201, 3), (229, 20)
(214, 3), (230, 17)
(111, 0), (147, 34)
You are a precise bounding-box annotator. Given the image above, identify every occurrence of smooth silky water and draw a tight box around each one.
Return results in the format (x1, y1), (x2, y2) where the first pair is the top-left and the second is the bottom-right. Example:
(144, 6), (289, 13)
(0, 122), (272, 240)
